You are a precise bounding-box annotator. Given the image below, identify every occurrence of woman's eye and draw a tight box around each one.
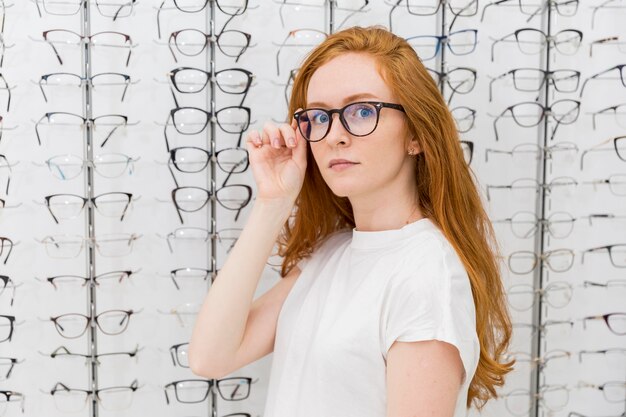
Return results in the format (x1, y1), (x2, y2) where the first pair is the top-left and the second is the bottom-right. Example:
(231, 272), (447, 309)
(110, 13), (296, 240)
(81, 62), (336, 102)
(357, 108), (373, 118)
(349, 105), (374, 119)
(312, 112), (329, 124)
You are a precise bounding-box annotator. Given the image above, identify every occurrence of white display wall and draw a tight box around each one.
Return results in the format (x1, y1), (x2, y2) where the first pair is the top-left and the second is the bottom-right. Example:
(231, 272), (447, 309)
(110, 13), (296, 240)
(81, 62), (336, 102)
(0, 1), (624, 417)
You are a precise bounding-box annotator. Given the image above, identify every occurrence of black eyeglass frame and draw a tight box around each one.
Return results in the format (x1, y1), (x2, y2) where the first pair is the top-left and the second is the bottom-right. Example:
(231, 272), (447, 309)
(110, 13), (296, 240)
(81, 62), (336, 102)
(293, 101), (406, 142)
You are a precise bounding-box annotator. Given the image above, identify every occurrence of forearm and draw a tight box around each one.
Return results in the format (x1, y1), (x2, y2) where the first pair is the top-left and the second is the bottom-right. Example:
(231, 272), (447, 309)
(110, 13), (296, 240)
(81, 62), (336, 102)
(188, 199), (293, 375)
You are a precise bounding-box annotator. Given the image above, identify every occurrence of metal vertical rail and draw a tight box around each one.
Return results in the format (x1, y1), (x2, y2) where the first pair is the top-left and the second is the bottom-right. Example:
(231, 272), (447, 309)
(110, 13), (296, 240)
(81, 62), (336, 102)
(329, 0), (336, 34)
(530, 4), (554, 417)
(439, 1), (447, 96)
(208, 2), (218, 417)
(80, 0), (98, 416)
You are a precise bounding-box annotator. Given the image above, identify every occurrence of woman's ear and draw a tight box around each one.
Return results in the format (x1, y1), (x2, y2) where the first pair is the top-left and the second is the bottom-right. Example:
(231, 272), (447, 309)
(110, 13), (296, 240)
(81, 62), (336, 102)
(407, 136), (421, 154)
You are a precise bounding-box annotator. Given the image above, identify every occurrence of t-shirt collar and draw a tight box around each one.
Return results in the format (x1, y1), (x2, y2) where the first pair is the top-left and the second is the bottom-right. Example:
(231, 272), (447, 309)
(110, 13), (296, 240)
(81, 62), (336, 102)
(350, 217), (432, 250)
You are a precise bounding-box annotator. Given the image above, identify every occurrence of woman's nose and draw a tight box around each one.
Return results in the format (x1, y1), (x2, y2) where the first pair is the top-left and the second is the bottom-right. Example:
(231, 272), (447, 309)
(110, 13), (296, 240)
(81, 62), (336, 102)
(324, 112), (351, 146)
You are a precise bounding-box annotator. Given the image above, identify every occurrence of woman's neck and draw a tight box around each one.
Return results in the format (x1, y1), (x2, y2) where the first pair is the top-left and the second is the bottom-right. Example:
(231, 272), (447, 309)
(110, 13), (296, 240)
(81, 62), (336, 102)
(351, 193), (423, 232)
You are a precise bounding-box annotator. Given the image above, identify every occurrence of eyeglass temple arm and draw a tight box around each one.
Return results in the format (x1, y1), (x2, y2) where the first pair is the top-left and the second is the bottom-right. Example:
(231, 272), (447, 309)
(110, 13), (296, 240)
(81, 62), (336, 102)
(524, 2), (545, 23)
(167, 158), (180, 188)
(490, 37), (501, 62)
(35, 114), (46, 146)
(493, 113), (501, 141)
(168, 346), (178, 366)
(38, 77), (49, 102)
(480, 0), (512, 22)
(33, 0), (43, 18)
(448, 0), (477, 31)
(581, 246), (607, 264)
(45, 200), (60, 225)
(167, 34), (178, 63)
(118, 194), (133, 222)
(488, 72), (507, 102)
(169, 86), (180, 108)
(44, 38), (64, 65)
(549, 119), (562, 141)
(100, 123), (122, 148)
(1, 239), (12, 265)
(156, 0), (166, 39)
(112, 0), (135, 21)
(170, 272), (181, 290)
(589, 36), (618, 57)
(171, 190), (184, 224)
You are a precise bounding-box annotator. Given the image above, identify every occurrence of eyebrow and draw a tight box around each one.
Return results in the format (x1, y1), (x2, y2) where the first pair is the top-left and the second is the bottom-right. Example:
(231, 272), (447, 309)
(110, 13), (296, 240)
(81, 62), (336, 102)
(306, 93), (381, 108)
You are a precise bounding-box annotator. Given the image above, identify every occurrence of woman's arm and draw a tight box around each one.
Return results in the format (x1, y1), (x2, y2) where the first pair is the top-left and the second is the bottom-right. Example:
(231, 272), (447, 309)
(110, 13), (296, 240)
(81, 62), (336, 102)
(188, 199), (294, 378)
(188, 114), (307, 379)
(386, 340), (465, 417)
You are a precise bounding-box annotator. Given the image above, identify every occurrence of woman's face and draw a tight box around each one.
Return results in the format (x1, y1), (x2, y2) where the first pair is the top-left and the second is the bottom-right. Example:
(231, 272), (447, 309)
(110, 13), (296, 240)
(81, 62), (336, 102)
(305, 52), (417, 200)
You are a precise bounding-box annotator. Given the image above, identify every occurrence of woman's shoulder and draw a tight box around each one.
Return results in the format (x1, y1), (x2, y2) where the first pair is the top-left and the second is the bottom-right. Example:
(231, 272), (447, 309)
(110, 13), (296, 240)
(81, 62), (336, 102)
(396, 221), (469, 288)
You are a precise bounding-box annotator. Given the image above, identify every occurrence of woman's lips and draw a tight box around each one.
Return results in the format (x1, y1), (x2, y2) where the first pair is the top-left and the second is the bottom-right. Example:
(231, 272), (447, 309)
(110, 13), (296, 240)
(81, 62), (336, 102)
(328, 159), (358, 172)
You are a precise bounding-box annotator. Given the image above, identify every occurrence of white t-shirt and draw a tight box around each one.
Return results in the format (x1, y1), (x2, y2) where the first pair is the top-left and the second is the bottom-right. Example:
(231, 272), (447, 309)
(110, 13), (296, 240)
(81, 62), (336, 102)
(263, 217), (480, 417)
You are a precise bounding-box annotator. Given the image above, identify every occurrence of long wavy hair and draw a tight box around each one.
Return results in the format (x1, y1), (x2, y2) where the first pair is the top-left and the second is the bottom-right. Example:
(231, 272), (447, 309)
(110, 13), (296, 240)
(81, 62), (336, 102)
(276, 25), (514, 409)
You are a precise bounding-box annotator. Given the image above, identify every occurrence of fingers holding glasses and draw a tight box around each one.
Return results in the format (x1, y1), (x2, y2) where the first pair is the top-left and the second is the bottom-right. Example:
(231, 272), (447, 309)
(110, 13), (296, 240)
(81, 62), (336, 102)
(245, 111), (307, 201)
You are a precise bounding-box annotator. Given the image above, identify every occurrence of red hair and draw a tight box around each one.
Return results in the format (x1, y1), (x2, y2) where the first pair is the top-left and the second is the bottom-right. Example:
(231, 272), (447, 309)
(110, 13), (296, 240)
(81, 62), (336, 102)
(276, 25), (514, 409)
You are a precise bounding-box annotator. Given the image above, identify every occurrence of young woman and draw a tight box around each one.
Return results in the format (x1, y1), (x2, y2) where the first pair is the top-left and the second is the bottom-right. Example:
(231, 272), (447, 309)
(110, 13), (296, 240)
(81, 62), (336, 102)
(189, 26), (514, 417)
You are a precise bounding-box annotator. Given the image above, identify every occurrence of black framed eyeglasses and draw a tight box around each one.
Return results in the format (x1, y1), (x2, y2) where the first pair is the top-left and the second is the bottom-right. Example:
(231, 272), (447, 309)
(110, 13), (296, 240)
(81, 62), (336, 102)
(168, 146), (249, 187)
(49, 380), (139, 412)
(481, 0), (579, 22)
(43, 192), (135, 223)
(38, 72), (135, 102)
(491, 99), (580, 141)
(427, 66), (477, 104)
(488, 68), (581, 101)
(293, 101), (406, 142)
(169, 266), (215, 290)
(164, 378), (252, 404)
(490, 28), (582, 62)
(49, 309), (141, 339)
(167, 27), (251, 63)
(171, 185), (252, 223)
(44, 270), (140, 289)
(168, 67), (254, 105)
(157, 0), (249, 39)
(163, 105), (251, 151)
(406, 29), (478, 61)
(46, 344), (142, 365)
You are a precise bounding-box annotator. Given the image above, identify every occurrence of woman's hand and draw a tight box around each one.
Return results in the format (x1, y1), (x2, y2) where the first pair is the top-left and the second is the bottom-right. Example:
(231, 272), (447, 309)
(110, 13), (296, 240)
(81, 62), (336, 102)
(245, 110), (308, 204)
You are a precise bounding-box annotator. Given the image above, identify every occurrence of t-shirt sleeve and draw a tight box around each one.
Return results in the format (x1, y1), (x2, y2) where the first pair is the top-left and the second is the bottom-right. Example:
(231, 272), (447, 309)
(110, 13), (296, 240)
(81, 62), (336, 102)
(381, 238), (478, 385)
